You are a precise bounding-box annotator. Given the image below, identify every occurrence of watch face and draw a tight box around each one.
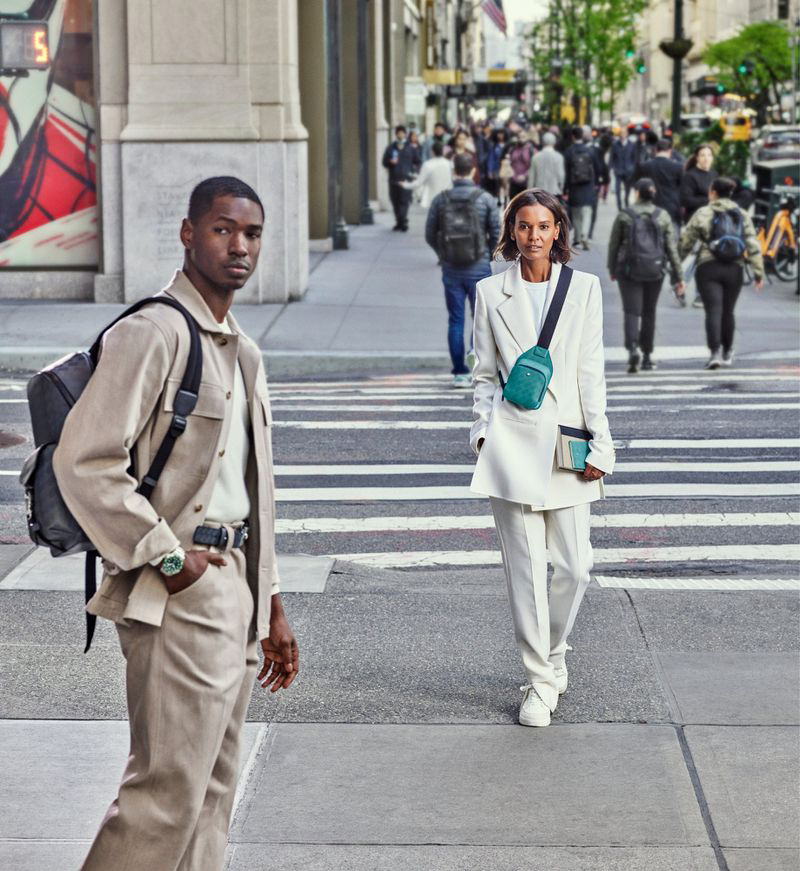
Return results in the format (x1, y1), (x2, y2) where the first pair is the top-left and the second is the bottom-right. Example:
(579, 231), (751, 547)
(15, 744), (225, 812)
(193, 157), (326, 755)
(162, 552), (184, 576)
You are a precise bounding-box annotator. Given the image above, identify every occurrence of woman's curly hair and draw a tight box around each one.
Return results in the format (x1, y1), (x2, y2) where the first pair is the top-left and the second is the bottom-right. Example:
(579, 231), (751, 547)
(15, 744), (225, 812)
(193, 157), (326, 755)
(494, 188), (572, 264)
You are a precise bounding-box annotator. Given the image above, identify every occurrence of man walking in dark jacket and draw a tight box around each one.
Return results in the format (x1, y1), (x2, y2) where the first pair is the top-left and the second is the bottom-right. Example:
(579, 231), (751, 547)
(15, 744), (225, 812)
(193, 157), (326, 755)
(635, 138), (683, 228)
(425, 153), (500, 387)
(610, 131), (637, 210)
(565, 126), (604, 250)
(383, 124), (422, 231)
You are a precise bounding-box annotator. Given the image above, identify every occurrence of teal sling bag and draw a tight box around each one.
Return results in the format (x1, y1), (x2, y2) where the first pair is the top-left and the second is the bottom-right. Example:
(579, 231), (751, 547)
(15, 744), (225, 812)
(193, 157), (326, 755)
(500, 265), (573, 410)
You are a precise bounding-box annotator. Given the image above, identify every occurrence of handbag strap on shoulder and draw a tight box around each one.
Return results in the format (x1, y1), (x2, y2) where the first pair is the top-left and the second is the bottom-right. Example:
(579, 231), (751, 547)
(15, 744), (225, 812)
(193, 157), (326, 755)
(536, 265), (573, 350)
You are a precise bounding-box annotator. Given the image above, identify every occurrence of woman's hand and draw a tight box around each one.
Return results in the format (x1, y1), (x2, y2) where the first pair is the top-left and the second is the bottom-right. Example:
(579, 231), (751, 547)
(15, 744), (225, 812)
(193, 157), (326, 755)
(583, 462), (605, 481)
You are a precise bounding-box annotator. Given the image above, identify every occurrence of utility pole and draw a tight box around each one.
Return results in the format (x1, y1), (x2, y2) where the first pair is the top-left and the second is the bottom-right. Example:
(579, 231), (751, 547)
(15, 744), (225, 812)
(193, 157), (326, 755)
(357, 0), (374, 225)
(670, 0), (683, 136)
(659, 0), (692, 137)
(326, 0), (349, 249)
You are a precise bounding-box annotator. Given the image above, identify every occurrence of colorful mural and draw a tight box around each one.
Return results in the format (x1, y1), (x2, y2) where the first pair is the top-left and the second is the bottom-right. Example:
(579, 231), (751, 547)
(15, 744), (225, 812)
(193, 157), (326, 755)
(0, 0), (97, 268)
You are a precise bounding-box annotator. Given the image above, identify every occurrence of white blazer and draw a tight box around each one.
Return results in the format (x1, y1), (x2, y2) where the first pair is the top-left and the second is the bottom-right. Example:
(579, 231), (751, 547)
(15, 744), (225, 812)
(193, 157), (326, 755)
(470, 260), (615, 508)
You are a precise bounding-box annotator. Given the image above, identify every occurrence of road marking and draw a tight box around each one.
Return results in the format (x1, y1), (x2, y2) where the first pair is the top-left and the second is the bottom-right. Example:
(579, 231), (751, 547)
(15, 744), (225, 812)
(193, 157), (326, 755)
(268, 401), (799, 413)
(595, 576), (800, 591)
(273, 461), (800, 475)
(274, 420), (468, 429)
(330, 544), (800, 568)
(275, 512), (800, 534)
(274, 483), (800, 501)
(623, 438), (800, 449)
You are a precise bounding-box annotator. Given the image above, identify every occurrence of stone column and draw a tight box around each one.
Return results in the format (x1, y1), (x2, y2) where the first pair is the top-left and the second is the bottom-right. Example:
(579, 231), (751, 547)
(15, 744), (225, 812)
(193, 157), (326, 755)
(106, 0), (308, 302)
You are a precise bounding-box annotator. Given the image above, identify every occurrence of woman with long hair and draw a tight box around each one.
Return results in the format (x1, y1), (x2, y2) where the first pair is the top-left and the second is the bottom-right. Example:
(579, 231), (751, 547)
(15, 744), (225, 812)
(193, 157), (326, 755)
(681, 143), (718, 223)
(470, 189), (615, 727)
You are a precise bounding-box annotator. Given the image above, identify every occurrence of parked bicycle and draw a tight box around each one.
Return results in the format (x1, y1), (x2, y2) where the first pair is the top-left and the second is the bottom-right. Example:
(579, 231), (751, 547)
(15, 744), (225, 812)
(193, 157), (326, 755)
(745, 191), (798, 285)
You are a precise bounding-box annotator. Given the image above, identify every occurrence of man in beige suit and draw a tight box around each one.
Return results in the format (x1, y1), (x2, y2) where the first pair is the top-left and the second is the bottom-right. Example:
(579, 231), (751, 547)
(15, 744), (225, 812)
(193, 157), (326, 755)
(54, 176), (299, 871)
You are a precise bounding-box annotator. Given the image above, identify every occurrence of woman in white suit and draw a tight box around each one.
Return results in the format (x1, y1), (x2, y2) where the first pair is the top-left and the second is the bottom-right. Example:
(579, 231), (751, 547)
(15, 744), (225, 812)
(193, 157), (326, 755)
(470, 189), (615, 727)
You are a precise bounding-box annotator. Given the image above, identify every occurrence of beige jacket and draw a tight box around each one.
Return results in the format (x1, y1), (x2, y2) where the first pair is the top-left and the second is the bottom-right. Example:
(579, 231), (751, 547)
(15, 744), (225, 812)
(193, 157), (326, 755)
(53, 270), (280, 640)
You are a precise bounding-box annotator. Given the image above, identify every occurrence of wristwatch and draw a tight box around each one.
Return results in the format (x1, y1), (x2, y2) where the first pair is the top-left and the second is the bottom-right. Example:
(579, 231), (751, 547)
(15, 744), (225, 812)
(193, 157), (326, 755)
(159, 546), (186, 577)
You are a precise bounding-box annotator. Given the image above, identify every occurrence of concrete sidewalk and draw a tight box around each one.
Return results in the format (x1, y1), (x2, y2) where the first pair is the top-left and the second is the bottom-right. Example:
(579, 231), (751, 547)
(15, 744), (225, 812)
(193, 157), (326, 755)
(1, 200), (797, 376)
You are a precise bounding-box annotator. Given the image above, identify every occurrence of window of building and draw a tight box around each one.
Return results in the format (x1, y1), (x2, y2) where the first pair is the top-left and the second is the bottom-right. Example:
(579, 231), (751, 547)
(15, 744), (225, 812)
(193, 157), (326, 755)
(0, 0), (97, 269)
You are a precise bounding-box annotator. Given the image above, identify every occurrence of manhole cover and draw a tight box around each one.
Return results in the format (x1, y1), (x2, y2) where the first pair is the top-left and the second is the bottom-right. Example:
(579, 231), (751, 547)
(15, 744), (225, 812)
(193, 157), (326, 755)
(0, 431), (26, 449)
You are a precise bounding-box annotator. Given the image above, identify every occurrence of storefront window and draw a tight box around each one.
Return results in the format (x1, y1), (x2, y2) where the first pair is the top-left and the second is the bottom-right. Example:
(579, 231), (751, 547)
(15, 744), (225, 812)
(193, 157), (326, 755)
(0, 0), (97, 268)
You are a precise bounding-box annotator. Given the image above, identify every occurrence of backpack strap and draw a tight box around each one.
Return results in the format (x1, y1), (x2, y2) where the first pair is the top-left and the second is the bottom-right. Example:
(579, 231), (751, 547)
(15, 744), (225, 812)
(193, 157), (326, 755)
(82, 297), (203, 652)
(537, 265), (573, 350)
(89, 296), (202, 500)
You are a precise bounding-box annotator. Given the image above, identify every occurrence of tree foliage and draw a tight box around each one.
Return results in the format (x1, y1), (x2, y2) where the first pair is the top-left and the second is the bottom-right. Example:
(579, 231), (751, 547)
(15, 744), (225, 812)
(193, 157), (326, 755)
(703, 21), (792, 125)
(529, 0), (648, 119)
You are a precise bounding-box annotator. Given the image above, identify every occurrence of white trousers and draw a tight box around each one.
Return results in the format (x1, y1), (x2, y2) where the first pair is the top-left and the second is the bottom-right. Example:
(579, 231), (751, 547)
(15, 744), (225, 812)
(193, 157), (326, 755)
(490, 497), (593, 711)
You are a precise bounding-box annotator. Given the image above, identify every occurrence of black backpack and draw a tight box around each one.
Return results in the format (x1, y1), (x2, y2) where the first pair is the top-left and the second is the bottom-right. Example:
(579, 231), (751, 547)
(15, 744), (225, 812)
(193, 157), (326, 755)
(617, 208), (665, 282)
(708, 208), (746, 263)
(437, 189), (486, 266)
(570, 148), (595, 186)
(19, 296), (202, 651)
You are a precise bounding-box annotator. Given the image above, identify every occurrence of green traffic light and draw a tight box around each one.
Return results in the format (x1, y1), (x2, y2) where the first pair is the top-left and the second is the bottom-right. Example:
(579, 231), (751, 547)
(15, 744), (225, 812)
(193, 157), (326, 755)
(716, 84), (725, 93)
(625, 49), (635, 58)
(636, 59), (646, 74)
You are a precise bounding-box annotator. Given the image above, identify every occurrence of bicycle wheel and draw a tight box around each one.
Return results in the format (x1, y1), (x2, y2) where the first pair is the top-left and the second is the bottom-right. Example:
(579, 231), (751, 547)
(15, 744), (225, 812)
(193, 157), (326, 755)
(774, 241), (798, 282)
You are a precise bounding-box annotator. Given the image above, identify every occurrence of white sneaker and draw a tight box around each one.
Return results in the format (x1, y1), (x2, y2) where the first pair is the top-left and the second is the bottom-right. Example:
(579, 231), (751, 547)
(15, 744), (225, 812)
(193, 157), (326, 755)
(519, 684), (551, 727)
(451, 373), (471, 389)
(705, 350), (723, 370)
(721, 348), (735, 367)
(554, 662), (569, 695)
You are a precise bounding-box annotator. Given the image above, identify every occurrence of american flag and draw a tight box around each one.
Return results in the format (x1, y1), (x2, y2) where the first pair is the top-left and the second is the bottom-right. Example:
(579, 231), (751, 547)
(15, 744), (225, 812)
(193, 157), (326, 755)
(482, 0), (507, 34)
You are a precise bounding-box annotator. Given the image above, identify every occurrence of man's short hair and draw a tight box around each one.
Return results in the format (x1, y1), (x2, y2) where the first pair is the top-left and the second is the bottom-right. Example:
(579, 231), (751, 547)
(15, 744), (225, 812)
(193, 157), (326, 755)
(188, 176), (264, 222)
(542, 131), (556, 147)
(453, 153), (474, 177)
(395, 124), (407, 135)
(434, 121), (446, 131)
(432, 141), (445, 157)
(572, 125), (584, 142)
(711, 176), (737, 199)
(656, 138), (672, 153)
(635, 177), (657, 202)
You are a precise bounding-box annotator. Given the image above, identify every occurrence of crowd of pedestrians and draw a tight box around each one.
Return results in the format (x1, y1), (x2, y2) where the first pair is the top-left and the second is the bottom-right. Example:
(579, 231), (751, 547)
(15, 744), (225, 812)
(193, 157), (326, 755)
(383, 117), (764, 379)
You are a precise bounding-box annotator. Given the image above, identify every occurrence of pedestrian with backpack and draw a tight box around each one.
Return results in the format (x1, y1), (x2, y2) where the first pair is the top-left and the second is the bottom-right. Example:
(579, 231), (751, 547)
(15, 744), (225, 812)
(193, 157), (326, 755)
(425, 152), (501, 387)
(608, 178), (685, 373)
(45, 176), (299, 870)
(680, 176), (764, 369)
(564, 126), (603, 250)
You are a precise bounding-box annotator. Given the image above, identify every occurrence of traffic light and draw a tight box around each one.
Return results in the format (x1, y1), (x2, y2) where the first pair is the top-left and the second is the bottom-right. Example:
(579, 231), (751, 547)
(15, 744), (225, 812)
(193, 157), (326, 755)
(625, 48), (635, 59)
(636, 57), (646, 74)
(737, 59), (755, 75)
(716, 83), (725, 94)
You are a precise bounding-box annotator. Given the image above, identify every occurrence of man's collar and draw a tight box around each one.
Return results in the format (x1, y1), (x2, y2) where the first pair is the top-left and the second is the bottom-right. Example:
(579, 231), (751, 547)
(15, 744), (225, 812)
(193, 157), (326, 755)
(161, 269), (234, 334)
(453, 178), (474, 186)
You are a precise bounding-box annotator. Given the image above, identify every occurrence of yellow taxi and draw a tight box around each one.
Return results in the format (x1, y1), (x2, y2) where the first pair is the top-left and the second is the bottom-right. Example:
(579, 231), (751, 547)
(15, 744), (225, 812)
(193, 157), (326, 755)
(721, 112), (753, 142)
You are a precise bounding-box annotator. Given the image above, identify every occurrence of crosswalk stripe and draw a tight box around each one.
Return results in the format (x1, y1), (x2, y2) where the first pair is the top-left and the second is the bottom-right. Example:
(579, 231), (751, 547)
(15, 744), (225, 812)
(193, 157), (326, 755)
(273, 461), (800, 475)
(595, 577), (800, 591)
(330, 544), (799, 568)
(275, 483), (800, 501)
(268, 401), (799, 413)
(274, 512), (800, 534)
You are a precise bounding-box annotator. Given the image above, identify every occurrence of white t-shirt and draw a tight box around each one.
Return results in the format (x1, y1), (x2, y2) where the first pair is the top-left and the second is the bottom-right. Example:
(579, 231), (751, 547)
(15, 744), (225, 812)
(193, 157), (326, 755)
(521, 279), (549, 336)
(205, 317), (251, 524)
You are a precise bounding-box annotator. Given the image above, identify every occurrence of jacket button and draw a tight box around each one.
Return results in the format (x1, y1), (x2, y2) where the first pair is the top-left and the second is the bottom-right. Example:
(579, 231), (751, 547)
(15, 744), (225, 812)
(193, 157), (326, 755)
(194, 503), (203, 512)
(217, 337), (228, 346)
(226, 391), (232, 399)
(219, 449), (225, 457)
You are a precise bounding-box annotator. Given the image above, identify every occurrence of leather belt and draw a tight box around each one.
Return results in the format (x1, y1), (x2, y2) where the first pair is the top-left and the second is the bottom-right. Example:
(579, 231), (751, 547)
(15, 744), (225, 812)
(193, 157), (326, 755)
(193, 523), (249, 550)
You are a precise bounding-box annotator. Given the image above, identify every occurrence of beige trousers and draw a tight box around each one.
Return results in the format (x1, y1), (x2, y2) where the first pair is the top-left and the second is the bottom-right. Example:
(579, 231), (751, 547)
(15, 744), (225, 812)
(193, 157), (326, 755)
(81, 542), (258, 871)
(490, 498), (593, 711)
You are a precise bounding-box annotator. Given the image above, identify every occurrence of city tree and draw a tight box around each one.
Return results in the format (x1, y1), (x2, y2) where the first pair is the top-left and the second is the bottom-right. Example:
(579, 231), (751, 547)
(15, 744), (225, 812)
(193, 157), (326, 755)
(703, 21), (792, 126)
(529, 0), (648, 122)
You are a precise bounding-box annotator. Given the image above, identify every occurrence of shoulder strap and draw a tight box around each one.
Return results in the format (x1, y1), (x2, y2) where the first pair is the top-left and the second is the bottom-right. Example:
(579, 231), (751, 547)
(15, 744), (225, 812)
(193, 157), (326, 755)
(537, 265), (573, 350)
(468, 188), (483, 203)
(82, 297), (203, 652)
(89, 296), (203, 500)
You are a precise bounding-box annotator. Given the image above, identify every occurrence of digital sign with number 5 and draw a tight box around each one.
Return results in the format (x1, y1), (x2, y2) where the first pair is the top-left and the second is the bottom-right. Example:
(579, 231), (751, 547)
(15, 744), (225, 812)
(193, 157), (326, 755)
(0, 21), (50, 71)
